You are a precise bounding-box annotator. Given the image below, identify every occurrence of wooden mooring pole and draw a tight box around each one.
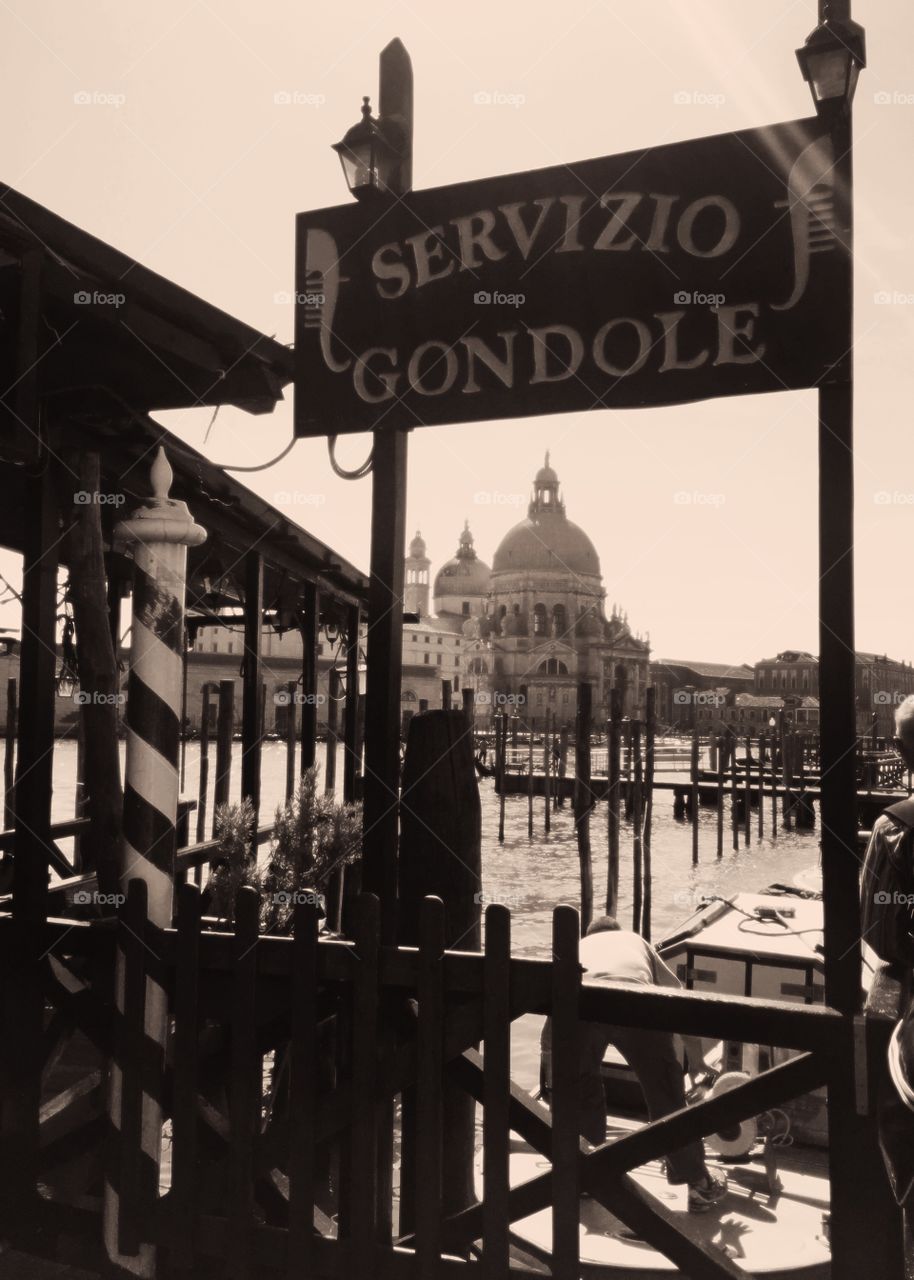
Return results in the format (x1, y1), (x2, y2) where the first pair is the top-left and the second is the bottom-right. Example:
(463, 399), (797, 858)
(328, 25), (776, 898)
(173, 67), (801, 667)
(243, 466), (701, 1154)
(689, 727), (699, 866)
(196, 683), (212, 845)
(574, 683), (593, 934)
(3, 676), (15, 828)
(212, 679), (234, 834)
(606, 688), (622, 915)
(631, 719), (643, 934)
(642, 687), (655, 941)
(527, 723), (534, 838)
(715, 733), (725, 859)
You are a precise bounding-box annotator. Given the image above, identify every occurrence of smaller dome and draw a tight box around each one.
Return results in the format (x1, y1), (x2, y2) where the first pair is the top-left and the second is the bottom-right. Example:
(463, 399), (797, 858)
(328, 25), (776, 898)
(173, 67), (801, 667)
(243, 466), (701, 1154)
(409, 530), (427, 559)
(433, 521), (491, 604)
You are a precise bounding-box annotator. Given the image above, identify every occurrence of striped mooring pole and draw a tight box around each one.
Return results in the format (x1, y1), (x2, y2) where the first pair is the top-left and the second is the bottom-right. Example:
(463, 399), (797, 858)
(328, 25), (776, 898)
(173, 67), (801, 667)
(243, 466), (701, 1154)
(103, 446), (206, 1276)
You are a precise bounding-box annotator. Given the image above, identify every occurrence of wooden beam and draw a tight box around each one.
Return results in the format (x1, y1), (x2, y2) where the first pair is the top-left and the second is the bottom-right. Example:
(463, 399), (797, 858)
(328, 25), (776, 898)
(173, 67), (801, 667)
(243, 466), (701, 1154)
(343, 603), (360, 802)
(299, 582), (318, 773)
(362, 427), (408, 944)
(241, 552), (263, 830)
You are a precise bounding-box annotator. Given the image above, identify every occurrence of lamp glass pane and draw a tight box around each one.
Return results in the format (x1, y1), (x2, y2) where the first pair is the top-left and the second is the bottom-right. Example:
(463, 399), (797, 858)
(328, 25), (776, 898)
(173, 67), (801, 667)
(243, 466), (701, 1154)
(805, 47), (851, 102)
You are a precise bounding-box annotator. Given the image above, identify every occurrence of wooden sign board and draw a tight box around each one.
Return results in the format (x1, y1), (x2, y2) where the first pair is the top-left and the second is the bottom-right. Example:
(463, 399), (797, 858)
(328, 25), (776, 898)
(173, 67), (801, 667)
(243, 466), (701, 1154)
(294, 117), (844, 436)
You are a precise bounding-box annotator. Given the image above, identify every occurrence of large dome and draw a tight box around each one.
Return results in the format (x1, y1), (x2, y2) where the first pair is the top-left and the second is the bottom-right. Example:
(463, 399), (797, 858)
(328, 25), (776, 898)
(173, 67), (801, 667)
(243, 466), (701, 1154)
(433, 521), (491, 600)
(493, 516), (600, 576)
(492, 454), (601, 577)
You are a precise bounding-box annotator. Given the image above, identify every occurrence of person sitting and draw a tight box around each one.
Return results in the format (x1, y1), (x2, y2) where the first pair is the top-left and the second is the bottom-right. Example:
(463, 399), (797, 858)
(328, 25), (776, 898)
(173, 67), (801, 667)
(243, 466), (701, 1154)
(541, 914), (727, 1214)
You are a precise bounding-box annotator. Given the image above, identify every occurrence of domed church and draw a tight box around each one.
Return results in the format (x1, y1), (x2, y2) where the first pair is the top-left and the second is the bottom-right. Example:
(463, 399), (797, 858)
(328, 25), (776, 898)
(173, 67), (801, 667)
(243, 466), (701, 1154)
(406, 455), (650, 728)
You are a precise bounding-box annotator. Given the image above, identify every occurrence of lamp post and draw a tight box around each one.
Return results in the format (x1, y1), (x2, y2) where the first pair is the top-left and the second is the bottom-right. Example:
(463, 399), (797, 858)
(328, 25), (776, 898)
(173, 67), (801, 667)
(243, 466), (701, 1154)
(332, 96), (405, 201)
(797, 0), (864, 1020)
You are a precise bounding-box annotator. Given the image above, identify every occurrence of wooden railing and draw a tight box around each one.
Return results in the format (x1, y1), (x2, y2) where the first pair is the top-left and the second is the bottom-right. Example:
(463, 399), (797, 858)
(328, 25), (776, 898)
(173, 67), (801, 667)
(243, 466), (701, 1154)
(8, 884), (903, 1278)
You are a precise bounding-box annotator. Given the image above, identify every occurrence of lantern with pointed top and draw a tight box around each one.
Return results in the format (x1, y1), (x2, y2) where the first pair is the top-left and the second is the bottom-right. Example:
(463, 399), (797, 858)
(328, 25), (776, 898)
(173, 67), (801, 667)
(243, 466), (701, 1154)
(332, 96), (402, 200)
(796, 15), (866, 115)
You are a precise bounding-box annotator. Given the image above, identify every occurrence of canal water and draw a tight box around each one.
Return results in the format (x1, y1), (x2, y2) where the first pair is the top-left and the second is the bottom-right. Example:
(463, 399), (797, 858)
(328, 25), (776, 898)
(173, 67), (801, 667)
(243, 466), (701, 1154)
(47, 738), (821, 1090)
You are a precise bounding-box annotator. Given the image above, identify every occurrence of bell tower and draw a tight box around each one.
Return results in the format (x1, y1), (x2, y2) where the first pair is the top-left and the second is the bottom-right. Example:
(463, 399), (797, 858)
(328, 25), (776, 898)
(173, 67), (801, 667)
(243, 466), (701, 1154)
(404, 530), (431, 617)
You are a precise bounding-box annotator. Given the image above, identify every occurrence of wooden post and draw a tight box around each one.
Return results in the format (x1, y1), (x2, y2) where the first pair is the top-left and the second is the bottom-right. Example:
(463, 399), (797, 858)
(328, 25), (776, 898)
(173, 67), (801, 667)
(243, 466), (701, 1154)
(690, 728), (699, 866)
(325, 668), (341, 795)
(462, 686), (475, 732)
(573, 683), (593, 934)
(399, 709), (480, 1222)
(241, 551), (263, 837)
(631, 720), (643, 934)
(642, 687), (655, 942)
(285, 680), (297, 800)
(716, 733), (725, 858)
(5, 459), (56, 1222)
(606, 688), (622, 915)
(543, 711), (551, 834)
(3, 676), (16, 829)
(300, 582), (318, 774)
(730, 734), (739, 851)
(497, 713), (506, 844)
(196, 683), (212, 844)
(441, 679), (452, 711)
(743, 735), (752, 846)
(343, 604), (360, 803)
(557, 725), (568, 809)
(527, 723), (534, 838)
(213, 679), (234, 833)
(757, 733), (765, 840)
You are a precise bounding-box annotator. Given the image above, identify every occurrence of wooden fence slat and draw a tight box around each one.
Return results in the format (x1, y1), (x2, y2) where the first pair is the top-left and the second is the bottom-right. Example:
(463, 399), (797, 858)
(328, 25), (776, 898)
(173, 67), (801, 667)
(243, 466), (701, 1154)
(287, 900), (319, 1275)
(415, 897), (445, 1273)
(228, 886), (260, 1279)
(482, 904), (511, 1280)
(349, 893), (380, 1277)
(116, 877), (149, 1258)
(550, 905), (580, 1280)
(171, 881), (202, 1270)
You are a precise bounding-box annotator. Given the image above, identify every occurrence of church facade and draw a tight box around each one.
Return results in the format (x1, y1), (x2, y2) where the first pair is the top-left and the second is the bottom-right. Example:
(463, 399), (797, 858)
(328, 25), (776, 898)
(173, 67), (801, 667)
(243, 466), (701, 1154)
(406, 455), (650, 729)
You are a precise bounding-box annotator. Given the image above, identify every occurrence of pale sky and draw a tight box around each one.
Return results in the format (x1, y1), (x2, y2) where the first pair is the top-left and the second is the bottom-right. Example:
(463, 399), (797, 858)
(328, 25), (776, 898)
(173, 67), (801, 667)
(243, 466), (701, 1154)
(2, 0), (911, 665)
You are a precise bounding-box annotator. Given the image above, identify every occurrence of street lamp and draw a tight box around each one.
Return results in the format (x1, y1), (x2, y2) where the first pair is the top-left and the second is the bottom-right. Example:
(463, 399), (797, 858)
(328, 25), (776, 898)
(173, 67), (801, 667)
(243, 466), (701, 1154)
(332, 96), (402, 201)
(796, 15), (866, 116)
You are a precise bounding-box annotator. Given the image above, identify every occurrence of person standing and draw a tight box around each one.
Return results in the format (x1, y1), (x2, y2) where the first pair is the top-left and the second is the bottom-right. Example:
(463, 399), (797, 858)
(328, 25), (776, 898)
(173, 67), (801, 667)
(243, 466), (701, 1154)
(541, 915), (727, 1214)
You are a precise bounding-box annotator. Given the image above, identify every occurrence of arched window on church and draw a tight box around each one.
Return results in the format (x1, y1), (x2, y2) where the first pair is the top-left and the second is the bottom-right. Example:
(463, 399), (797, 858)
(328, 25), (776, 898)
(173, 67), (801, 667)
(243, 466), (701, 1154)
(468, 657), (488, 675)
(538, 658), (568, 676)
(533, 603), (548, 637)
(552, 603), (567, 639)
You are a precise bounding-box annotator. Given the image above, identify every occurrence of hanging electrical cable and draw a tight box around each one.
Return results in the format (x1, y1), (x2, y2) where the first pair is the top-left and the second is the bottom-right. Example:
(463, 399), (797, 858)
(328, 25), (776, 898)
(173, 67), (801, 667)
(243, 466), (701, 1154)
(327, 434), (374, 479)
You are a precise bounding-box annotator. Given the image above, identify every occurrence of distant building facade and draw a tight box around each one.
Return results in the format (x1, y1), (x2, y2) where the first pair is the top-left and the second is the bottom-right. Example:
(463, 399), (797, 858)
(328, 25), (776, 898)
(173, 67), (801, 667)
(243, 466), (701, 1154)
(754, 649), (914, 737)
(650, 659), (755, 730)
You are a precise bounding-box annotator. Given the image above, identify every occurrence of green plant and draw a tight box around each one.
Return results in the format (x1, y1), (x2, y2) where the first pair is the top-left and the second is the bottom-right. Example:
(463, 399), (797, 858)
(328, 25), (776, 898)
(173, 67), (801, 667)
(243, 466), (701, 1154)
(261, 766), (362, 934)
(205, 797), (262, 922)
